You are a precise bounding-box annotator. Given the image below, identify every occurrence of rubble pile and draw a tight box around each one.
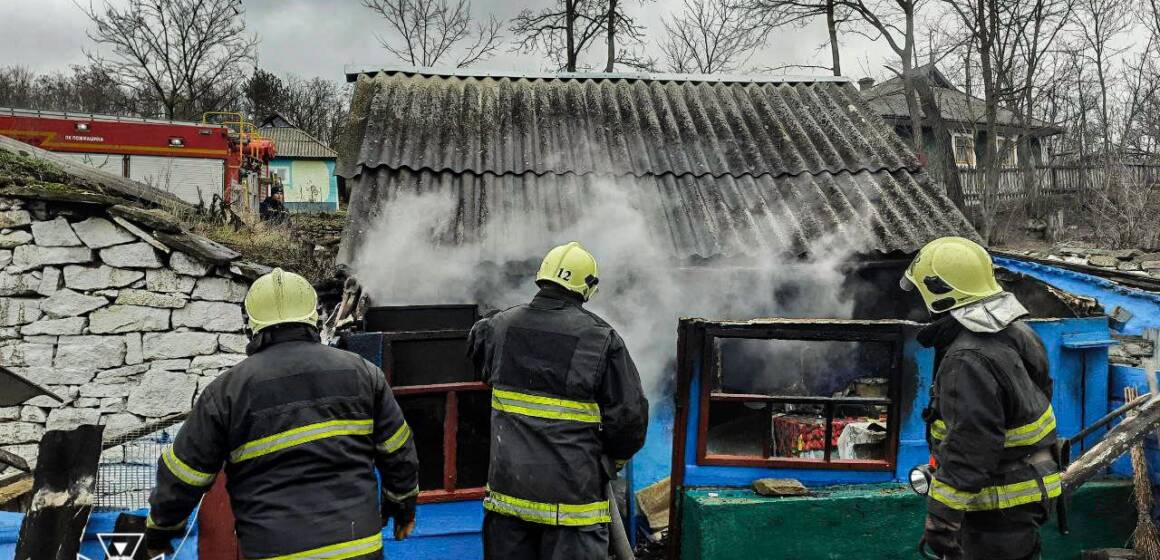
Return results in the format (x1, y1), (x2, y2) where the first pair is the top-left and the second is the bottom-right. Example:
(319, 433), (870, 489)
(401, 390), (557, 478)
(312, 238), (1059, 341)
(0, 196), (255, 471)
(1013, 246), (1160, 279)
(1111, 335), (1155, 367)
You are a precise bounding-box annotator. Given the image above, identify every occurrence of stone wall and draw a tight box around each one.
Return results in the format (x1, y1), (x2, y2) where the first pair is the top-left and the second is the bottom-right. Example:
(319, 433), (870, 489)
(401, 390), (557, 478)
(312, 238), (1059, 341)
(0, 196), (251, 467)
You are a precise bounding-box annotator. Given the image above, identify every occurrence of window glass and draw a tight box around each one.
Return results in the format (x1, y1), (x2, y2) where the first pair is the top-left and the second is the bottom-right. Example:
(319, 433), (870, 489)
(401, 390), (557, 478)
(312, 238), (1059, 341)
(954, 134), (976, 167)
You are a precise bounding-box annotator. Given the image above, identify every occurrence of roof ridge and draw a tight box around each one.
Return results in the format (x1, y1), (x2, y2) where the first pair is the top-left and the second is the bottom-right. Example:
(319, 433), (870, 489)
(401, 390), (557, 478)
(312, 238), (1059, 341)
(345, 65), (855, 85)
(346, 162), (923, 182)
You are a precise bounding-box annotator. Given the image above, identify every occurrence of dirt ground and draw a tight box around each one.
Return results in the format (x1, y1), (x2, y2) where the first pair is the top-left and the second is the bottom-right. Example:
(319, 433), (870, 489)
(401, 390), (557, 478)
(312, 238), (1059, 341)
(984, 196), (1157, 253)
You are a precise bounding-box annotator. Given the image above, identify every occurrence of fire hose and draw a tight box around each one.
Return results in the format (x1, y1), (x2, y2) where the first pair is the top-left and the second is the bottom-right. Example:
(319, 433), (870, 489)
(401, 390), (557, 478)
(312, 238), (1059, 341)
(607, 481), (635, 560)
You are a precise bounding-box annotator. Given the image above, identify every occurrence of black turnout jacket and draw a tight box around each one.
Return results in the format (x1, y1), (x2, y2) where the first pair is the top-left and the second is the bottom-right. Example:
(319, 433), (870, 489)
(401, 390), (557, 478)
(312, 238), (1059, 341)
(147, 324), (419, 559)
(468, 286), (649, 526)
(920, 315), (1059, 519)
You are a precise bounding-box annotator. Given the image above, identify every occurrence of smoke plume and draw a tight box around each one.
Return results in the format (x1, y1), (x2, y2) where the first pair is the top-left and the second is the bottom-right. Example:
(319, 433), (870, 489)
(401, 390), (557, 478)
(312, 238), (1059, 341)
(350, 176), (875, 402)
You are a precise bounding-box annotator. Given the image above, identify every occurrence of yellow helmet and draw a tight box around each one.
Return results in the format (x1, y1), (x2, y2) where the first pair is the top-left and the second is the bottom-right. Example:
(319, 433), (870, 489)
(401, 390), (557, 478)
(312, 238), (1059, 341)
(536, 242), (600, 301)
(244, 268), (319, 333)
(901, 237), (1002, 313)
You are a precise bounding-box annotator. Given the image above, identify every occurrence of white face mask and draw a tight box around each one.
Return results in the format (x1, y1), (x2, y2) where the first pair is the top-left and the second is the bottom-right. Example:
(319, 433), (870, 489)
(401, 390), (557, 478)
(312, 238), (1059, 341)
(950, 292), (1029, 333)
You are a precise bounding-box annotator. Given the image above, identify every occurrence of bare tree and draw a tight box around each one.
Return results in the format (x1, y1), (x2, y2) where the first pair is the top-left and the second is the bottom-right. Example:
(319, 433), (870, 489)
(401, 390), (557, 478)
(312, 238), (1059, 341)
(81, 0), (257, 120)
(741, 0), (848, 75)
(1073, 0), (1131, 169)
(0, 64), (141, 115)
(837, 0), (925, 157)
(362, 0), (503, 68)
(660, 0), (768, 73)
(511, 0), (646, 72)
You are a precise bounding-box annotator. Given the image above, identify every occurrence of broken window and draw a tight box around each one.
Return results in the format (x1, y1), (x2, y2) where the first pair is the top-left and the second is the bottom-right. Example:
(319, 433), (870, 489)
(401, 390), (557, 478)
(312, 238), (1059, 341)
(699, 325), (902, 470)
(368, 306), (489, 503)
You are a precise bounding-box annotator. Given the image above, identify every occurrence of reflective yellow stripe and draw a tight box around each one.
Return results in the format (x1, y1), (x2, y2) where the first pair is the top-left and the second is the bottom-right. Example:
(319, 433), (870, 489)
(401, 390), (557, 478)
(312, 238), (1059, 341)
(930, 406), (1056, 448)
(1004, 406), (1057, 447)
(385, 484), (420, 503)
(161, 446), (215, 487)
(483, 487), (611, 526)
(929, 472), (1062, 512)
(491, 388), (601, 423)
(931, 420), (948, 441)
(377, 423), (412, 454)
(145, 513), (186, 531)
(260, 534), (382, 560)
(230, 419), (373, 463)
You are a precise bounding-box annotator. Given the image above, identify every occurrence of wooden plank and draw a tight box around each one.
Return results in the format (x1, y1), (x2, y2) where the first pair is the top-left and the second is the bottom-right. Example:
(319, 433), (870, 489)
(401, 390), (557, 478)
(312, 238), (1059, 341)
(0, 185), (126, 206)
(1064, 395), (1160, 492)
(15, 424), (104, 560)
(154, 231), (241, 264)
(111, 215), (171, 254)
(108, 204), (183, 233)
(0, 474), (33, 505)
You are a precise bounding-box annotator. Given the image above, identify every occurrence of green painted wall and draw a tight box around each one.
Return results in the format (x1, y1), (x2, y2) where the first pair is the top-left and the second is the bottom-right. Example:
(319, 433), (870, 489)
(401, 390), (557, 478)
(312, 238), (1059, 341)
(680, 480), (1133, 560)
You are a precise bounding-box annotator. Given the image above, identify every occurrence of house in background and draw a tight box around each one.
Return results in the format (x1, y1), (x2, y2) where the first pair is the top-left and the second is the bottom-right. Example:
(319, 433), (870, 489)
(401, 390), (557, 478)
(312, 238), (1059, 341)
(861, 65), (1063, 171)
(259, 114), (340, 212)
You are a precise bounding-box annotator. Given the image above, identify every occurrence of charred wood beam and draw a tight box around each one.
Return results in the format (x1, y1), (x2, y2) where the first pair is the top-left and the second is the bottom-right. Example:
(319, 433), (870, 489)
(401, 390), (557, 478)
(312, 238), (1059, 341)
(1064, 396), (1160, 493)
(15, 424), (105, 560)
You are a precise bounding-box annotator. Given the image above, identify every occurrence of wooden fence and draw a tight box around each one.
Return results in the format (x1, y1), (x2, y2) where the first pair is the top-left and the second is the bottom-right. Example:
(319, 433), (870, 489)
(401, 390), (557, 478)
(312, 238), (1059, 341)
(958, 164), (1160, 205)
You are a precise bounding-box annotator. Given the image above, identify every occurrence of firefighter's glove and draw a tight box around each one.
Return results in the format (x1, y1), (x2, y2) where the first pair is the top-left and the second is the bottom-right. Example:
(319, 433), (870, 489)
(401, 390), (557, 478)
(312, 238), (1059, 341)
(144, 525), (182, 557)
(921, 501), (964, 559)
(381, 496), (417, 540)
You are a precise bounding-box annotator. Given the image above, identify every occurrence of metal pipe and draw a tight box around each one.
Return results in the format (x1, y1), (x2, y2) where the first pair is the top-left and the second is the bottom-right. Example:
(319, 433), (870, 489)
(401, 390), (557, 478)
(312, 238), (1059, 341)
(1068, 394), (1151, 446)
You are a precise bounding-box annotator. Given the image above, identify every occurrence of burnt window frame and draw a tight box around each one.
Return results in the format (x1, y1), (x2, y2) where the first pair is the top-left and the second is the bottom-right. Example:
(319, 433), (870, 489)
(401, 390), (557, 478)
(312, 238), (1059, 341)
(695, 321), (905, 472)
(381, 329), (489, 504)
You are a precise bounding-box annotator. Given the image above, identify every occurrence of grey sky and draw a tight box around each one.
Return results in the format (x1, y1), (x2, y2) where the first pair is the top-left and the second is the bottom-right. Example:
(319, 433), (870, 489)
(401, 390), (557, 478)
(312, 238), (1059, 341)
(0, 0), (893, 83)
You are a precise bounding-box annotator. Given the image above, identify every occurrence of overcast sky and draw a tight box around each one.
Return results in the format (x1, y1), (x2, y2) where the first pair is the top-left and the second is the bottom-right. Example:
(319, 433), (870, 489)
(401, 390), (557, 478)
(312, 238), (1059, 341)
(0, 0), (895, 83)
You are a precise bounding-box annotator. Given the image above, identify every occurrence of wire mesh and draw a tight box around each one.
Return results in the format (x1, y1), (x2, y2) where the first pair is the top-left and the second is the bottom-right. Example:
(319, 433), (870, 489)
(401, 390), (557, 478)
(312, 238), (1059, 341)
(94, 414), (187, 511)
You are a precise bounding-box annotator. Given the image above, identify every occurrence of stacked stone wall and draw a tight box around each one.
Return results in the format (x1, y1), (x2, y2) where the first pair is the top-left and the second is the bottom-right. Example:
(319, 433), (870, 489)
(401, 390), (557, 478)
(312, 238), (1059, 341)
(0, 197), (250, 468)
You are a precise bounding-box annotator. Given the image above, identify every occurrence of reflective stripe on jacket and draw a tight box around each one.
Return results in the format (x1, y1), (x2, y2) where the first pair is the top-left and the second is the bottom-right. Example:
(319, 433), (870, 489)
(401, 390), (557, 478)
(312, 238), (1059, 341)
(147, 324), (419, 559)
(920, 316), (1059, 515)
(469, 287), (649, 526)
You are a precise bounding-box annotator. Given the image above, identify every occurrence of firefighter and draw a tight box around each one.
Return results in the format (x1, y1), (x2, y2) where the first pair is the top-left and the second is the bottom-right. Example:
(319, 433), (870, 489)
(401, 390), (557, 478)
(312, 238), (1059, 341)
(259, 184), (288, 223)
(469, 241), (649, 560)
(144, 268), (419, 559)
(902, 237), (1058, 560)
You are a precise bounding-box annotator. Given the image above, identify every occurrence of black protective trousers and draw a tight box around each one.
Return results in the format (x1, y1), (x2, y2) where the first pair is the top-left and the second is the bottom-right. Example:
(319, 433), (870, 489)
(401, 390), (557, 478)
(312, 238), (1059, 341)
(959, 501), (1051, 560)
(483, 512), (609, 560)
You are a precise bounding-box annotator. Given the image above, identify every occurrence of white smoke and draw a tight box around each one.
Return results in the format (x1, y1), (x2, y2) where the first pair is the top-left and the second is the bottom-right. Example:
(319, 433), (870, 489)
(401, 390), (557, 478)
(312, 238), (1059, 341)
(350, 176), (875, 401)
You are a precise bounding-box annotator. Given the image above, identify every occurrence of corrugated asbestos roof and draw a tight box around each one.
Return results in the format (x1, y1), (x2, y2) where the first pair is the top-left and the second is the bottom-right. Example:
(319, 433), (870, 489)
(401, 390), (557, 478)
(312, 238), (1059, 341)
(261, 126), (338, 159)
(338, 68), (978, 261)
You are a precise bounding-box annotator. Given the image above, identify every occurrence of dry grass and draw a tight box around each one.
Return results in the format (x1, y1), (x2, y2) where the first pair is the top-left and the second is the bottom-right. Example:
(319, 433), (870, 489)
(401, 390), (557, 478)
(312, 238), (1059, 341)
(188, 218), (337, 285)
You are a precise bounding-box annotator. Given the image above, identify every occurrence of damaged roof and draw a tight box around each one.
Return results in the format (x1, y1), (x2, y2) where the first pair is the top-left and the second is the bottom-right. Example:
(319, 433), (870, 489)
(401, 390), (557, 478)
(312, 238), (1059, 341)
(338, 67), (978, 261)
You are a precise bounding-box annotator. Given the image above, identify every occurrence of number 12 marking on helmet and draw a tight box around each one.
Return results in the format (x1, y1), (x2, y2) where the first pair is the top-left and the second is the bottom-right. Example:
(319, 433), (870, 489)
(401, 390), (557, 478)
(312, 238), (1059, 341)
(557, 268), (572, 281)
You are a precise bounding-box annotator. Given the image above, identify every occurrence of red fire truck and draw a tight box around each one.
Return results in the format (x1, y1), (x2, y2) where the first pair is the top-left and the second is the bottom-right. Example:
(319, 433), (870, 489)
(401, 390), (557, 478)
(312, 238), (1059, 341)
(0, 107), (276, 208)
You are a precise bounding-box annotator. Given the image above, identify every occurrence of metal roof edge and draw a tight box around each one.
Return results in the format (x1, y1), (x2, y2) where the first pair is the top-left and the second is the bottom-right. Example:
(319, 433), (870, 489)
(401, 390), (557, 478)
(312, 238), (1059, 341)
(0, 106), (225, 129)
(343, 64), (856, 85)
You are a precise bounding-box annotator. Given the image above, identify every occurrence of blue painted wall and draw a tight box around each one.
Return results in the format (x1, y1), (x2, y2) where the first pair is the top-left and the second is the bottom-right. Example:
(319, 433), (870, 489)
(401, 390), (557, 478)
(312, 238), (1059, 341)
(672, 317), (1112, 491)
(270, 157), (339, 213)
